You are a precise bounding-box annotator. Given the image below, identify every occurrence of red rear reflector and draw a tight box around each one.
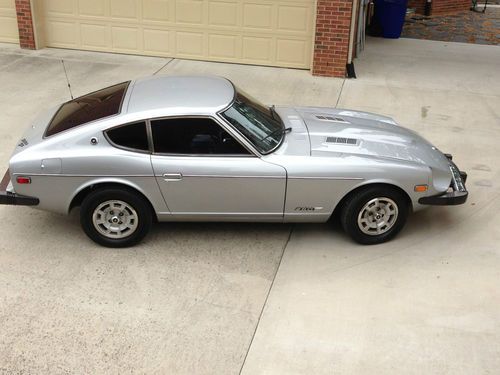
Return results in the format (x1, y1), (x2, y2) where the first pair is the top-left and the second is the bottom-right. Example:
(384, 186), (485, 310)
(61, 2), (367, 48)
(16, 176), (31, 184)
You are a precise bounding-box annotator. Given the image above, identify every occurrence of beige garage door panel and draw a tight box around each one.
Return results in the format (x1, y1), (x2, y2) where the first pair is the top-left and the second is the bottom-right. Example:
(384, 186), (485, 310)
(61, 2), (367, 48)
(0, 0), (19, 44)
(41, 0), (314, 69)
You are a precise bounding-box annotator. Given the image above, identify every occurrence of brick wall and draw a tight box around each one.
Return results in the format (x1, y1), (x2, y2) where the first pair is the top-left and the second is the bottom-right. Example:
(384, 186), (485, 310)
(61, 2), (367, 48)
(15, 0), (36, 49)
(432, 0), (470, 15)
(408, 0), (470, 15)
(408, 0), (427, 14)
(312, 0), (354, 78)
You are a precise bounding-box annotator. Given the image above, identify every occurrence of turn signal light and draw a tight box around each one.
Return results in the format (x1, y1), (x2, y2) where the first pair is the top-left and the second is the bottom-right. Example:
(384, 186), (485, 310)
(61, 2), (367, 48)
(16, 176), (31, 184)
(414, 185), (428, 192)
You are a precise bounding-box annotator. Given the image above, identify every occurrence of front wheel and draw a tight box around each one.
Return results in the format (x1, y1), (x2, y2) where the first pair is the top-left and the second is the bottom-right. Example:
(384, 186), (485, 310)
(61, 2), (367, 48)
(80, 187), (152, 248)
(340, 186), (409, 245)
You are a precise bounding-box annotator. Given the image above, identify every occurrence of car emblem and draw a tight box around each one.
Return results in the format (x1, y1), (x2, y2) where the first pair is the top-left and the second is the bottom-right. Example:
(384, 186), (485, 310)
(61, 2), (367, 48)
(18, 138), (28, 147)
(295, 207), (323, 211)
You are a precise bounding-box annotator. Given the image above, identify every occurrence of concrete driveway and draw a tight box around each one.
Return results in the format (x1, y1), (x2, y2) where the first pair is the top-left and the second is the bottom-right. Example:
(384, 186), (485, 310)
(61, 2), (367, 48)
(0, 38), (499, 374)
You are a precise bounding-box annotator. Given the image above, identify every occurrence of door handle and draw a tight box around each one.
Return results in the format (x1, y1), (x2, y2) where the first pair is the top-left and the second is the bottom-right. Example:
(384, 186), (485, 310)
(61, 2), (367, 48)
(163, 173), (183, 181)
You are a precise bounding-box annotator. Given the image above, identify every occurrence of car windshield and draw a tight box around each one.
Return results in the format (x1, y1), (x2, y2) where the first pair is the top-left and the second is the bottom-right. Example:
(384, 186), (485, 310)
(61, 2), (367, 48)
(45, 81), (130, 137)
(220, 89), (283, 154)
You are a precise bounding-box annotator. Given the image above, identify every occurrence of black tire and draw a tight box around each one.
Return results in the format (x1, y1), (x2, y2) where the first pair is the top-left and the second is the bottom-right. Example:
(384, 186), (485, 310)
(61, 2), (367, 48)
(80, 187), (152, 248)
(340, 186), (409, 245)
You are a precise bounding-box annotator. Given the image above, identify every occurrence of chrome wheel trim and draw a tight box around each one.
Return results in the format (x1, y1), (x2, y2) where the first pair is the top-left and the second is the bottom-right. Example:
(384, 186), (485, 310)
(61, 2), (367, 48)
(357, 197), (399, 236)
(92, 200), (139, 239)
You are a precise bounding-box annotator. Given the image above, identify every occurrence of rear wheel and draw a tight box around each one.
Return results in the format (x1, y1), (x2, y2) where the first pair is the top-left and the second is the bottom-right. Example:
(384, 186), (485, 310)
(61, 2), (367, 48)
(341, 186), (409, 245)
(80, 187), (152, 248)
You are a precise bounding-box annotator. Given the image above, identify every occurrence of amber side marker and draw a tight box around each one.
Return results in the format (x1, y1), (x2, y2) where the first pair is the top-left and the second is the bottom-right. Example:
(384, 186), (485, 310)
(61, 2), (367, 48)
(414, 185), (428, 192)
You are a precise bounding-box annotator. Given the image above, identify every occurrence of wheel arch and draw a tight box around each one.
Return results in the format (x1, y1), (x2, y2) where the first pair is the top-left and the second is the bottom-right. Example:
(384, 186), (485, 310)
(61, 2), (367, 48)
(331, 182), (413, 219)
(69, 179), (157, 218)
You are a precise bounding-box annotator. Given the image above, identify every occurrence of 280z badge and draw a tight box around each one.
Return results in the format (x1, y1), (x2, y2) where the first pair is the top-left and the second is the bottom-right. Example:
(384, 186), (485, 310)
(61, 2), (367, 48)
(295, 207), (323, 211)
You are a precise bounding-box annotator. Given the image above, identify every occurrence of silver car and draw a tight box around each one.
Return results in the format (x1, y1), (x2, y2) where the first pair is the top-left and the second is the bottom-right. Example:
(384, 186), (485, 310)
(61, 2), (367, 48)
(0, 76), (468, 247)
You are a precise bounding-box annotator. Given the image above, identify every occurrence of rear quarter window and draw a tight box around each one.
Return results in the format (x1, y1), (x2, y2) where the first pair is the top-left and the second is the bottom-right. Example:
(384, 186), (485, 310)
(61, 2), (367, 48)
(106, 122), (149, 152)
(45, 81), (130, 137)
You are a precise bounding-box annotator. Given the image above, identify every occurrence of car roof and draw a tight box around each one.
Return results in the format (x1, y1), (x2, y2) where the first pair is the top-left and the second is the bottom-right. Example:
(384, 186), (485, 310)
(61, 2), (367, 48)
(126, 75), (235, 115)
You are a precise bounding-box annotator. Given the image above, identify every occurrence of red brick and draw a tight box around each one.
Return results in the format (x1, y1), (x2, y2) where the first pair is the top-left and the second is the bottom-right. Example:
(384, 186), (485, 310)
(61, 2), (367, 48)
(312, 0), (353, 78)
(14, 0), (36, 49)
(408, 0), (469, 15)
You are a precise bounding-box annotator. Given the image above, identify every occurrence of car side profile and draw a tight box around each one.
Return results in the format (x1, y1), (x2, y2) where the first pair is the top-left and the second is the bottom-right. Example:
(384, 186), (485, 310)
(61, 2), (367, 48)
(0, 75), (468, 247)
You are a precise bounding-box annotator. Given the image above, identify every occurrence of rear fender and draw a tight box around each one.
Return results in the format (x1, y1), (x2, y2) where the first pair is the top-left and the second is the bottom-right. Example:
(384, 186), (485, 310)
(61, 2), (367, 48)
(69, 177), (168, 215)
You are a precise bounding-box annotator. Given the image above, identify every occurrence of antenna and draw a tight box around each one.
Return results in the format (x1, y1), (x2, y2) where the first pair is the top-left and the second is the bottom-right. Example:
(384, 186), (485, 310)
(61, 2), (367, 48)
(61, 59), (74, 100)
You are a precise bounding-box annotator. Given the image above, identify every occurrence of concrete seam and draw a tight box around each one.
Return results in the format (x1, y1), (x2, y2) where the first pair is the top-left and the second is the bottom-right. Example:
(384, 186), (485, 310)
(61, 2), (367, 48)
(153, 59), (175, 75)
(238, 224), (295, 375)
(6, 53), (165, 66)
(335, 78), (346, 108)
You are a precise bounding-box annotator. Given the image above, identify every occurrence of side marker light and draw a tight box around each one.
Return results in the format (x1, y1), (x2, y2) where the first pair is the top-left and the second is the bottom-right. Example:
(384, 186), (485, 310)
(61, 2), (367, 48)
(16, 176), (31, 184)
(414, 185), (428, 192)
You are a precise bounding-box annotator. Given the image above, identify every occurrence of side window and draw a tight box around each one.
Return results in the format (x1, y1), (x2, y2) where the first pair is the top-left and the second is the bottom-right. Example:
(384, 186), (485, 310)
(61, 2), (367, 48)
(151, 117), (251, 155)
(106, 121), (149, 152)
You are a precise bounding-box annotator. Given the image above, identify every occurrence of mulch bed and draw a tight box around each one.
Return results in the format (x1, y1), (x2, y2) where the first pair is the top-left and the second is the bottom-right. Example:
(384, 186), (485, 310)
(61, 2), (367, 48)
(402, 8), (500, 45)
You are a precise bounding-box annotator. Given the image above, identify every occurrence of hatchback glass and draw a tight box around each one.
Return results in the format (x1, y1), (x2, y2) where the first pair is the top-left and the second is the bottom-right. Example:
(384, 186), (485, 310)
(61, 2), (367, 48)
(45, 81), (129, 137)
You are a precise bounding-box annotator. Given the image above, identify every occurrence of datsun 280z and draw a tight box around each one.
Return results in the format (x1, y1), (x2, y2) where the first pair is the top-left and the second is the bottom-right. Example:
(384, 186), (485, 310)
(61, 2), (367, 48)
(0, 76), (468, 247)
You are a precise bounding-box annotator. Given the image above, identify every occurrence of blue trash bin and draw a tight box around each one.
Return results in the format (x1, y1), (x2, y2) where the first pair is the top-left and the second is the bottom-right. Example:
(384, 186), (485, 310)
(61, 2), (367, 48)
(376, 0), (408, 39)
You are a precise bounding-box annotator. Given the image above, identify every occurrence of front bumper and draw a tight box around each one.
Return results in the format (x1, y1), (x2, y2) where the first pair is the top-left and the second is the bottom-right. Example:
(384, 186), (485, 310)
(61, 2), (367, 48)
(419, 158), (468, 206)
(0, 169), (39, 206)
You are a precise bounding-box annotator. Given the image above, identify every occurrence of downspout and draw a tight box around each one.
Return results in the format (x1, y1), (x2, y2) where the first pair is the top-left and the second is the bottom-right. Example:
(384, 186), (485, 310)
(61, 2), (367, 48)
(346, 0), (359, 78)
(424, 0), (432, 16)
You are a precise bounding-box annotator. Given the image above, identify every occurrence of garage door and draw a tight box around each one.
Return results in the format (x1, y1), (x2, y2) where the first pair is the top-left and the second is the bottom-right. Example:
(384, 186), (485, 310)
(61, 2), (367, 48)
(0, 0), (19, 43)
(41, 0), (315, 69)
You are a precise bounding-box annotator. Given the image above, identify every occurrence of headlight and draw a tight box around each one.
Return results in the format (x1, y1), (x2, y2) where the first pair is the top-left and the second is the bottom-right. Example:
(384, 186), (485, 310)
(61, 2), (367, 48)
(449, 163), (465, 192)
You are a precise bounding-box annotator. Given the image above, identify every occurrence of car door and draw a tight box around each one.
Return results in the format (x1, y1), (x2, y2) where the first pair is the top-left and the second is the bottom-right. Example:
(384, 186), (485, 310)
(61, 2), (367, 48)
(150, 116), (286, 221)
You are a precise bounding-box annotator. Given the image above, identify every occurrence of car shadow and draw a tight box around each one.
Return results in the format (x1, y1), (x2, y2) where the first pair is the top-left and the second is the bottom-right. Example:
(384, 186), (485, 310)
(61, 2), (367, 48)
(0, 204), (467, 253)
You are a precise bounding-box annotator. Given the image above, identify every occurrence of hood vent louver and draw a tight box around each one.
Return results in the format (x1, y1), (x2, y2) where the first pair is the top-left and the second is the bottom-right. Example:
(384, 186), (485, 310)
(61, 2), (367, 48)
(315, 115), (349, 123)
(326, 137), (358, 145)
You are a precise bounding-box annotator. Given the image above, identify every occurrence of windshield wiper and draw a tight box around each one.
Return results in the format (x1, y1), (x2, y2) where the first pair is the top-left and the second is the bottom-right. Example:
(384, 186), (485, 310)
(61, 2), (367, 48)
(260, 126), (292, 142)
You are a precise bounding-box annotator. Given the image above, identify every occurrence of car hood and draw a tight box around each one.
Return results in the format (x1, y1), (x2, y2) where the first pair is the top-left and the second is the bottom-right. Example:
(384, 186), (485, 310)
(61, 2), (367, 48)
(291, 106), (451, 171)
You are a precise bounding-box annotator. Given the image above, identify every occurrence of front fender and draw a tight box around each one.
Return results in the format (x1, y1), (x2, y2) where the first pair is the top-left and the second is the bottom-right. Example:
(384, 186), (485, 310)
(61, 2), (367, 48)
(337, 176), (427, 213)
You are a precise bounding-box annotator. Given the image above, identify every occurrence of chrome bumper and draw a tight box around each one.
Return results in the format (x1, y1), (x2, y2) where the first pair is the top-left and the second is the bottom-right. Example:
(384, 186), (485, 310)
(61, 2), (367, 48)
(0, 169), (39, 206)
(419, 158), (468, 206)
